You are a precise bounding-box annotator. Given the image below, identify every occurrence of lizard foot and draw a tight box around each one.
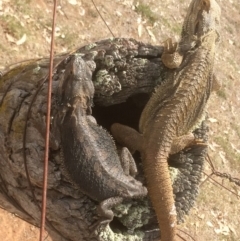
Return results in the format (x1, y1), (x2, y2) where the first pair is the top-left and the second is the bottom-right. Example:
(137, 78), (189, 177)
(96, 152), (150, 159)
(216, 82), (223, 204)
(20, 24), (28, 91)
(161, 38), (183, 69)
(89, 197), (124, 233)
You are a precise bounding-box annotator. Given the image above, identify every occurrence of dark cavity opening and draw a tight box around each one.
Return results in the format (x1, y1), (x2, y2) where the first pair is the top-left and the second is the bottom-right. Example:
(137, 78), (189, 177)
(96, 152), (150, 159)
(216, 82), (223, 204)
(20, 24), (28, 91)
(92, 93), (150, 132)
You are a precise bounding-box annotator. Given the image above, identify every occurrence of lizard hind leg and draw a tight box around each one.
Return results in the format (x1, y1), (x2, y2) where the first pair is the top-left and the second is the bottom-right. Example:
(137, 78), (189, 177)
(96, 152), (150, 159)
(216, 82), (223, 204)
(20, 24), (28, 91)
(110, 123), (143, 154)
(119, 147), (138, 177)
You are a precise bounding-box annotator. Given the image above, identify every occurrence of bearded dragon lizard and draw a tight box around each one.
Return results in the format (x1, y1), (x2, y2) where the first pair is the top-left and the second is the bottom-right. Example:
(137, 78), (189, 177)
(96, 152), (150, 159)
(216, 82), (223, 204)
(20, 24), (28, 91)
(56, 54), (147, 229)
(111, 0), (221, 240)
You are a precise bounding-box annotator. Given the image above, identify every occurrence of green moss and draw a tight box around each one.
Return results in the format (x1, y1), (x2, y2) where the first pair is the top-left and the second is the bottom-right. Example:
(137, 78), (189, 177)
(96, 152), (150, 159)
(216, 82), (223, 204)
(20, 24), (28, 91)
(227, 57), (238, 72)
(230, 123), (240, 139)
(214, 136), (240, 169)
(216, 89), (227, 99)
(224, 25), (234, 35)
(56, 30), (79, 49)
(13, 0), (32, 15)
(171, 24), (182, 35)
(160, 16), (181, 35)
(1, 15), (26, 39)
(135, 2), (158, 24)
(160, 16), (171, 28)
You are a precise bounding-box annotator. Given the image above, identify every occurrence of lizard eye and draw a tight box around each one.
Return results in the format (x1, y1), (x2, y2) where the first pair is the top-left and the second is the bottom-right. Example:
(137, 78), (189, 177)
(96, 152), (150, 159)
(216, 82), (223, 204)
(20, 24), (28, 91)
(202, 0), (210, 12)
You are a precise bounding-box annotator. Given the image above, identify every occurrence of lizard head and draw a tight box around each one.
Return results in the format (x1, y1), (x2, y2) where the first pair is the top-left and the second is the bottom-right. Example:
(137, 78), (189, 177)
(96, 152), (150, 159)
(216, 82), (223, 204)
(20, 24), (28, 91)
(180, 0), (221, 49)
(197, 0), (221, 38)
(58, 54), (94, 114)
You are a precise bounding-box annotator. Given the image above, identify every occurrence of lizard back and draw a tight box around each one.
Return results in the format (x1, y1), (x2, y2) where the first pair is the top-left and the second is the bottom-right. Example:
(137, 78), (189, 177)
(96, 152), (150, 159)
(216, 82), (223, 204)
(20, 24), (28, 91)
(61, 107), (146, 201)
(59, 54), (147, 202)
(141, 31), (217, 138)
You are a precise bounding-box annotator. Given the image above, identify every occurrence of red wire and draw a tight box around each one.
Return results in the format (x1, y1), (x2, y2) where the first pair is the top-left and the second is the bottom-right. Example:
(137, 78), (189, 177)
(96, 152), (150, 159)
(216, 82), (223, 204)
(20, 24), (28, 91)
(39, 1), (57, 240)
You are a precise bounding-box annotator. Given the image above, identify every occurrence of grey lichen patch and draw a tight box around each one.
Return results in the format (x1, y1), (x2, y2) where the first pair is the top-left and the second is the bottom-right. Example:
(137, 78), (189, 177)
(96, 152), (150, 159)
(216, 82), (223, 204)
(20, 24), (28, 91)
(114, 202), (132, 217)
(113, 199), (151, 230)
(104, 55), (115, 68)
(32, 66), (41, 75)
(94, 69), (121, 96)
(136, 58), (148, 66)
(85, 43), (97, 51)
(99, 225), (145, 241)
(169, 167), (179, 184)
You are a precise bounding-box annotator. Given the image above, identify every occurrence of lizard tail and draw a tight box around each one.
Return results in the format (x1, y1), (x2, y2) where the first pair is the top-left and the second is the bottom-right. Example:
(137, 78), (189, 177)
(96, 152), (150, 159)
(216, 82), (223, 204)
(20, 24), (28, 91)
(142, 144), (178, 241)
(111, 122), (178, 240)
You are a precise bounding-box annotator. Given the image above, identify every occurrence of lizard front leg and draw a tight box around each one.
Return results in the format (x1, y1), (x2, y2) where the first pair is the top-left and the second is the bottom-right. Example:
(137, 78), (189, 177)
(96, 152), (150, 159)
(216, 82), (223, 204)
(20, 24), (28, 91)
(112, 123), (206, 155)
(161, 38), (183, 69)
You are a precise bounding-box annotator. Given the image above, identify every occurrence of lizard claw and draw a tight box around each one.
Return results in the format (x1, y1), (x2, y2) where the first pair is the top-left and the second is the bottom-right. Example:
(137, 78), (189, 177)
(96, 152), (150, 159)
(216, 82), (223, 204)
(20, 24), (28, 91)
(161, 38), (183, 69)
(89, 219), (109, 236)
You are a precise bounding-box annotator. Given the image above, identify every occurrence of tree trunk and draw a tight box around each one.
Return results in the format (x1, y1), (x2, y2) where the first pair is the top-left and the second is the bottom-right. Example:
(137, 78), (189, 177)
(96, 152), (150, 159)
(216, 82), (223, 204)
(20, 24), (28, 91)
(0, 38), (207, 241)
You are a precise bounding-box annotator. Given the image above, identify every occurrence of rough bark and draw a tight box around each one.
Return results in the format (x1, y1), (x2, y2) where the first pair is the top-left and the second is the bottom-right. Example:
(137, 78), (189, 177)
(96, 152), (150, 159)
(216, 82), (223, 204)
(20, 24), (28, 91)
(0, 38), (207, 241)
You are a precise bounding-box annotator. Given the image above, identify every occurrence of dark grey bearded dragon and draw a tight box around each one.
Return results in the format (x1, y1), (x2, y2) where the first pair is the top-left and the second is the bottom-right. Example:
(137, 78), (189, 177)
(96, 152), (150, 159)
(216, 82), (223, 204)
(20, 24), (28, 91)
(56, 54), (147, 229)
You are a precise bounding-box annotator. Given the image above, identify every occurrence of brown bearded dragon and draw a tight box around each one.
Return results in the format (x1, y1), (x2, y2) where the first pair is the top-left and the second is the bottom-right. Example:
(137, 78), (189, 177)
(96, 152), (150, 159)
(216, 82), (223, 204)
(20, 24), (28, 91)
(55, 54), (147, 229)
(111, 0), (221, 240)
